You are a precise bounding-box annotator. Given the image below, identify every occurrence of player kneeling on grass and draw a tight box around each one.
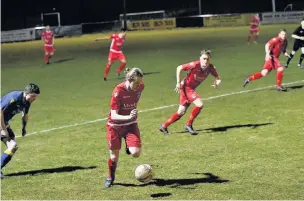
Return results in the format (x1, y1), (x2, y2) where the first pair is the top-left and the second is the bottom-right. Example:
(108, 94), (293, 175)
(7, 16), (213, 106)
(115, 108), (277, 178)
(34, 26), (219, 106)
(0, 84), (40, 179)
(104, 68), (144, 188)
(243, 29), (290, 91)
(159, 50), (221, 135)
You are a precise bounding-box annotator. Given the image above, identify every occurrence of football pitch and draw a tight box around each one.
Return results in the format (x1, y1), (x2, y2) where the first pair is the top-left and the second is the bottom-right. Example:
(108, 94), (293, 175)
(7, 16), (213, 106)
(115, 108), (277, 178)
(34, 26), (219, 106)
(1, 24), (304, 200)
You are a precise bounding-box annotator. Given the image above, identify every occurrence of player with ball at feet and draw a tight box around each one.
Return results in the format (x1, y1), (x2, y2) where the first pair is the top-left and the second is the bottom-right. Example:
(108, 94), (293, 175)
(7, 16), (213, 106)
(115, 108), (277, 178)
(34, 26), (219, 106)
(159, 50), (221, 135)
(104, 67), (144, 188)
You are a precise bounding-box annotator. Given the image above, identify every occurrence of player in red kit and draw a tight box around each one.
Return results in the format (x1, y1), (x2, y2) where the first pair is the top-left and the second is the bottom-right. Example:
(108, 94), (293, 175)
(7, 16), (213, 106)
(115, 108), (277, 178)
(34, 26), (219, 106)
(95, 29), (127, 81)
(104, 67), (144, 188)
(159, 50), (221, 135)
(243, 29), (290, 91)
(41, 26), (55, 64)
(248, 14), (260, 45)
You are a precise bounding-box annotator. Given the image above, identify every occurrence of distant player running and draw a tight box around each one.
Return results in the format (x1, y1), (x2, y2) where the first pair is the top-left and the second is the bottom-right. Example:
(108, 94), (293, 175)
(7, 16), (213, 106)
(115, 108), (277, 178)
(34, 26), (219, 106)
(41, 26), (55, 64)
(104, 68), (144, 188)
(247, 14), (260, 45)
(1, 84), (40, 179)
(243, 29), (290, 91)
(285, 20), (304, 68)
(159, 50), (221, 135)
(95, 29), (127, 81)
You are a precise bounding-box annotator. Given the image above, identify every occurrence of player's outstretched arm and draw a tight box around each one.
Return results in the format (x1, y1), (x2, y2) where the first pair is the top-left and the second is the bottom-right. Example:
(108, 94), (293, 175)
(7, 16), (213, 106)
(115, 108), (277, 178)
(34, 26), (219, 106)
(41, 33), (47, 43)
(21, 112), (28, 136)
(0, 110), (8, 136)
(291, 34), (304, 40)
(110, 109), (137, 121)
(174, 65), (183, 93)
(265, 42), (272, 60)
(41, 37), (48, 43)
(211, 67), (221, 88)
(282, 41), (290, 58)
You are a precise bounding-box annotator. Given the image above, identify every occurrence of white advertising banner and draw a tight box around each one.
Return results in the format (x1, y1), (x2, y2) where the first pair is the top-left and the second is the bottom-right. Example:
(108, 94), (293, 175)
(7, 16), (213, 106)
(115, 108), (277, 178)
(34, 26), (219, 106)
(1, 28), (35, 43)
(261, 11), (304, 24)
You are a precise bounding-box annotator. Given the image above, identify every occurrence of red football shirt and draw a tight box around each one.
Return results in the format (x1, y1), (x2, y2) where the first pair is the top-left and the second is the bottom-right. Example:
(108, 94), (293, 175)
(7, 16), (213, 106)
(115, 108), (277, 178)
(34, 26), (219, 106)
(42, 31), (54, 46)
(250, 16), (260, 28)
(267, 36), (288, 58)
(109, 34), (125, 53)
(181, 61), (218, 89)
(107, 81), (144, 125)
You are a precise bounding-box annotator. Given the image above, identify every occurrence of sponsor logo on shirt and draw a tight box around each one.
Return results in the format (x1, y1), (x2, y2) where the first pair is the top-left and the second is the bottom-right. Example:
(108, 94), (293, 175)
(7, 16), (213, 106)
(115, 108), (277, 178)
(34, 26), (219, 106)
(123, 103), (136, 109)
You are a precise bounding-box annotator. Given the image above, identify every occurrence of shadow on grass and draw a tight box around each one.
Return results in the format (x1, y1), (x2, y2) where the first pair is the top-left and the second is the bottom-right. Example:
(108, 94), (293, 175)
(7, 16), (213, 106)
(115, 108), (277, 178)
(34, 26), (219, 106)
(286, 84), (304, 90)
(115, 173), (229, 188)
(270, 84), (304, 92)
(5, 166), (97, 177)
(150, 193), (172, 198)
(200, 122), (274, 133)
(52, 58), (75, 64)
(174, 123), (273, 135)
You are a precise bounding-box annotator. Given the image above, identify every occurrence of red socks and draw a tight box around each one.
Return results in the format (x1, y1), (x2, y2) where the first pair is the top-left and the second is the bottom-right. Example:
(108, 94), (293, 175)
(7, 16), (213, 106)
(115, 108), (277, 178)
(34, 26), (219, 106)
(108, 159), (117, 179)
(104, 64), (111, 78)
(187, 106), (202, 126)
(163, 112), (181, 128)
(277, 71), (283, 87)
(117, 63), (126, 74)
(248, 71), (283, 87)
(163, 107), (203, 128)
(247, 35), (251, 42)
(104, 62), (126, 77)
(44, 55), (49, 64)
(248, 72), (263, 81)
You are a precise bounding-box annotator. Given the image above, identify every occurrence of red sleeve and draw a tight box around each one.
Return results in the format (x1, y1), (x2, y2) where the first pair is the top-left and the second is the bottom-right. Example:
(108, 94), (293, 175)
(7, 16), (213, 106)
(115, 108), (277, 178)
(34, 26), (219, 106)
(41, 32), (45, 39)
(110, 87), (120, 111)
(282, 39), (288, 53)
(110, 34), (116, 39)
(181, 61), (197, 71)
(210, 66), (219, 78)
(136, 83), (144, 102)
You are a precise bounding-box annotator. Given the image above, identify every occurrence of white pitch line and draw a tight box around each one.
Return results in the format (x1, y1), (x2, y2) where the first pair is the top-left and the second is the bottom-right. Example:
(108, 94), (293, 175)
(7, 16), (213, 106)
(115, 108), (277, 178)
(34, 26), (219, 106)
(17, 80), (304, 138)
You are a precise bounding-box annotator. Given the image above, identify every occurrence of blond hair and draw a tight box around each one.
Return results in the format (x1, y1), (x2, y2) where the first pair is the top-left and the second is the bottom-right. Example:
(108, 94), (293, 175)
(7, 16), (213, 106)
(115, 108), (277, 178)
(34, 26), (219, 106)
(125, 67), (144, 81)
(200, 49), (212, 57)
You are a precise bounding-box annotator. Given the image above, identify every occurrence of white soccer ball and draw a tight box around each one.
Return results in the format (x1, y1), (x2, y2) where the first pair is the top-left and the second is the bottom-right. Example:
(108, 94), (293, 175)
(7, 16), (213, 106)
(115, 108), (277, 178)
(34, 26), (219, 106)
(134, 164), (153, 183)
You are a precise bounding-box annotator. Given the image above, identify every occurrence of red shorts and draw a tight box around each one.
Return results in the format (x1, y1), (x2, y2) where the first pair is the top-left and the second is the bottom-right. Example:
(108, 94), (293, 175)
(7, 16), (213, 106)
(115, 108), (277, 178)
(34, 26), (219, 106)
(179, 86), (200, 106)
(108, 51), (126, 62)
(263, 57), (282, 71)
(44, 45), (54, 53)
(106, 123), (141, 150)
(250, 27), (259, 34)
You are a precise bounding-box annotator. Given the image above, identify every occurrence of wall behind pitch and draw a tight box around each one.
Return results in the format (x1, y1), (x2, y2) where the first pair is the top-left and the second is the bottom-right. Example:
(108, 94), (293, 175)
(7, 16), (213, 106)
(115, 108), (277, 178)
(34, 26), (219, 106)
(175, 17), (204, 28)
(203, 14), (253, 27)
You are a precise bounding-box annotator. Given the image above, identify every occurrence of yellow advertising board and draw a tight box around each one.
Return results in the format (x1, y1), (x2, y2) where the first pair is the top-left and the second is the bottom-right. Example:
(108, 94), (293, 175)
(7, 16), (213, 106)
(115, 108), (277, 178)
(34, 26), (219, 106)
(203, 14), (253, 27)
(127, 18), (176, 30)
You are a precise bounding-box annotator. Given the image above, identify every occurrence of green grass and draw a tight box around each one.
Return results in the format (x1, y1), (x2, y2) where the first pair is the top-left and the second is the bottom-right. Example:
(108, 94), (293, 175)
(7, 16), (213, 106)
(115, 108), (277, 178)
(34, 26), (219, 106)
(1, 24), (304, 200)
